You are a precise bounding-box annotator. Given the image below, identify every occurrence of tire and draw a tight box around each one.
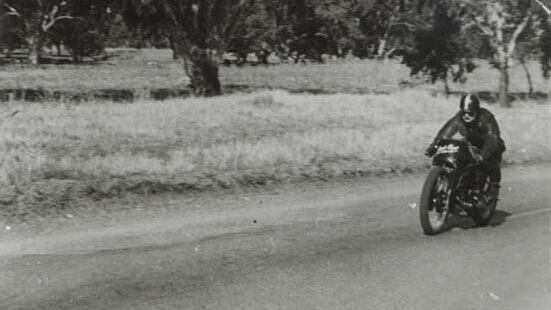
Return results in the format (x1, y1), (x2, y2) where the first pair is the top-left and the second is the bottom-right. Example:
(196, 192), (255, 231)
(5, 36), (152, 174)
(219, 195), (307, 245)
(471, 178), (498, 226)
(420, 167), (450, 235)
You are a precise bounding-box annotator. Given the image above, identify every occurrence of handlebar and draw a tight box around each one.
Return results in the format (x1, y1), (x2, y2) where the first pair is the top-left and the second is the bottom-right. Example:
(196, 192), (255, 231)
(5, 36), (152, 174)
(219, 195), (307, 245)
(433, 138), (482, 164)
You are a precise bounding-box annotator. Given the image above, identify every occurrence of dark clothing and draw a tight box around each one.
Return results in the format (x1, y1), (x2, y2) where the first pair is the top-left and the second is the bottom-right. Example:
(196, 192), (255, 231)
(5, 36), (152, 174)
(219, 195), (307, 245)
(432, 108), (505, 159)
(481, 145), (503, 183)
(431, 108), (505, 183)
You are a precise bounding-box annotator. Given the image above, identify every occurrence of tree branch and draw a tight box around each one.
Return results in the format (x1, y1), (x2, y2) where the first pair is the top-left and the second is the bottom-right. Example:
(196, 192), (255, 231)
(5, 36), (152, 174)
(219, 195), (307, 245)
(2, 4), (21, 17)
(506, 12), (533, 57)
(388, 22), (415, 32)
(472, 16), (495, 39)
(532, 0), (551, 15)
(42, 15), (77, 31)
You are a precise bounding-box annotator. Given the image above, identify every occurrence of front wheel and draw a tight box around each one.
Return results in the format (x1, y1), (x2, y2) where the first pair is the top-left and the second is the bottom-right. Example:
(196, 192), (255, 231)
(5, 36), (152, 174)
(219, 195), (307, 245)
(420, 167), (451, 235)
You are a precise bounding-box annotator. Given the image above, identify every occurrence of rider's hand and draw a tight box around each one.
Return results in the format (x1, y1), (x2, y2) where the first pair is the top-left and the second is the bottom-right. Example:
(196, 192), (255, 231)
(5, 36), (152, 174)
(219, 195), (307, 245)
(472, 152), (483, 165)
(424, 144), (437, 158)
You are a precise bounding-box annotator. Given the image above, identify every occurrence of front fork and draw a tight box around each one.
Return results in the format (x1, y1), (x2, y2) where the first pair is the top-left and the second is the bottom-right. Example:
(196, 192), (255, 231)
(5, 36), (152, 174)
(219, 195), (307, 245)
(432, 171), (454, 212)
(438, 169), (467, 215)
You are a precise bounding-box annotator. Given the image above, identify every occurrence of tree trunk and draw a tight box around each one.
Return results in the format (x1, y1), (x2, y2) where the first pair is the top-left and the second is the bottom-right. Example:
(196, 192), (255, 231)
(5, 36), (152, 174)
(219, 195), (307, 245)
(168, 28), (222, 96)
(378, 15), (395, 59)
(28, 35), (44, 65)
(498, 62), (511, 107)
(520, 59), (534, 94)
(186, 46), (221, 96)
(258, 49), (269, 65)
(443, 77), (450, 97)
(377, 39), (387, 59)
(238, 52), (248, 65)
(168, 36), (178, 60)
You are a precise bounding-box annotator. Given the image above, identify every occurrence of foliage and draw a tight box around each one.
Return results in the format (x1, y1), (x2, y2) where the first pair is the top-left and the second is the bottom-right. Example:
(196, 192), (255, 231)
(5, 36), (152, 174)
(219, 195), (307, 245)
(357, 0), (418, 58)
(2, 0), (551, 98)
(540, 16), (551, 78)
(226, 2), (274, 64)
(122, 0), (260, 95)
(458, 0), (541, 106)
(0, 13), (25, 52)
(402, 0), (475, 89)
(0, 0), (117, 62)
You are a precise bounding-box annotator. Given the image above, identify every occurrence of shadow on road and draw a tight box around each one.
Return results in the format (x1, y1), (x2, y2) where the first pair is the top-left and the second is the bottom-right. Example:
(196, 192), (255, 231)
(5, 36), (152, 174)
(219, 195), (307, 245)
(445, 210), (512, 231)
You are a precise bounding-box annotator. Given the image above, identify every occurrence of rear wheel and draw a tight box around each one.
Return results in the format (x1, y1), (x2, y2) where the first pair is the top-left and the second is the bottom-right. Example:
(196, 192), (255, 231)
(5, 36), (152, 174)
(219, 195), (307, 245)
(420, 167), (451, 235)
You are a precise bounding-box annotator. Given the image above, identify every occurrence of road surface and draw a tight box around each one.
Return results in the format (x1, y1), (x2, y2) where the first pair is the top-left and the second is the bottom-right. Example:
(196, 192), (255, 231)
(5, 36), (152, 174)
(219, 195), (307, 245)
(1, 164), (550, 310)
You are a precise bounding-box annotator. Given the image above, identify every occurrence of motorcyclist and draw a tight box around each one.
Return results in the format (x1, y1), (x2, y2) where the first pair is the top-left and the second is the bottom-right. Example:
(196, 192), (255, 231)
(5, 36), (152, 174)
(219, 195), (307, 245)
(424, 94), (506, 202)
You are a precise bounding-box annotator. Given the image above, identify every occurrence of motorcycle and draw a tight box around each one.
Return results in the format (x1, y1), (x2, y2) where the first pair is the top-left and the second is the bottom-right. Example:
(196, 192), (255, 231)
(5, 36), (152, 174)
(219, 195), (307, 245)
(419, 139), (498, 235)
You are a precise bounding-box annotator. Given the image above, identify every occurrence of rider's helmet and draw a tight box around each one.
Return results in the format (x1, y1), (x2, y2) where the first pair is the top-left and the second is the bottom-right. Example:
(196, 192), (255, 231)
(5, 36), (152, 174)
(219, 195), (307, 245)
(459, 94), (480, 124)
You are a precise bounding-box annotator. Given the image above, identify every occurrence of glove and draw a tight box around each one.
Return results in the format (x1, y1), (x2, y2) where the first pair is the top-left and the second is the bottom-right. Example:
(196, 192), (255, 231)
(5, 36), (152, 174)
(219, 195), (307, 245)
(472, 152), (483, 165)
(467, 144), (484, 164)
(424, 144), (437, 157)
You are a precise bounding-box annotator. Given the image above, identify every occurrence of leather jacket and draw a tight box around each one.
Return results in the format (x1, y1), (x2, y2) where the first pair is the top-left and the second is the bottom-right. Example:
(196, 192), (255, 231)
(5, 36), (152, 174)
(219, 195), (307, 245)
(431, 108), (505, 160)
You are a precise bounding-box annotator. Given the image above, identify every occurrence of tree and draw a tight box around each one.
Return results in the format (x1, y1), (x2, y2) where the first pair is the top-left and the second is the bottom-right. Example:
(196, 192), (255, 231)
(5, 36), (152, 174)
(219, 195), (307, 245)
(531, 0), (551, 79)
(410, 0), (550, 106)
(0, 12), (25, 56)
(226, 1), (275, 64)
(50, 19), (106, 61)
(50, 0), (117, 61)
(357, 0), (418, 58)
(312, 0), (361, 58)
(256, 0), (361, 63)
(0, 0), (116, 64)
(516, 30), (539, 93)
(0, 0), (71, 63)
(540, 14), (551, 78)
(269, 0), (335, 62)
(514, 9), (551, 92)
(402, 0), (476, 94)
(459, 0), (538, 107)
(123, 0), (253, 96)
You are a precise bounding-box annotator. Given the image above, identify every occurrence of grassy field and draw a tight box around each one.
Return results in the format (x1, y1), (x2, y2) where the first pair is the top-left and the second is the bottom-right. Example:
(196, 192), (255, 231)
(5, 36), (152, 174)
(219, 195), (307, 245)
(0, 89), (548, 219)
(0, 49), (549, 96)
(0, 49), (549, 219)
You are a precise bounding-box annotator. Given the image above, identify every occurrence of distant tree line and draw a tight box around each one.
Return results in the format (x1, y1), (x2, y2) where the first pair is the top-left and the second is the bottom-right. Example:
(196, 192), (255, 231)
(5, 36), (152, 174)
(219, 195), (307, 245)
(1, 0), (550, 105)
(0, 0), (119, 63)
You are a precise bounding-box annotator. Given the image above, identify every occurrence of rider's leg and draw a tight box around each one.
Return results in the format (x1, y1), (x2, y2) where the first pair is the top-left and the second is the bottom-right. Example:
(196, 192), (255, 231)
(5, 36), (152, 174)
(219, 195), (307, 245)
(485, 151), (502, 202)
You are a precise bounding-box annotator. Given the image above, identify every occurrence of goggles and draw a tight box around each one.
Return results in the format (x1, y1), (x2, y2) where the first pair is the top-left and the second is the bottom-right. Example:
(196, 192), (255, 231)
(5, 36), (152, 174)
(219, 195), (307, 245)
(461, 111), (477, 123)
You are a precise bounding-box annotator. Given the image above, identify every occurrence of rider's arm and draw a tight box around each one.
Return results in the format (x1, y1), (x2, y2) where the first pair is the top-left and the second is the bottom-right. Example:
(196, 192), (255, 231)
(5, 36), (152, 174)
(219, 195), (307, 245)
(432, 114), (459, 144)
(425, 114), (460, 157)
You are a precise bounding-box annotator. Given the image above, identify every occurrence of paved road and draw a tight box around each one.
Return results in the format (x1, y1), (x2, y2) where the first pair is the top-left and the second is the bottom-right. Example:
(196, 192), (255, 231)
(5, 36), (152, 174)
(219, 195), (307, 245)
(1, 165), (550, 310)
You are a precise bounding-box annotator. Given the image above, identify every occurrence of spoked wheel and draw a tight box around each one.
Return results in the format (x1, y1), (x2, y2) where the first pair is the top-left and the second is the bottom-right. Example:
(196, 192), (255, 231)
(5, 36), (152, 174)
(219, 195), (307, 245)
(471, 176), (498, 226)
(420, 167), (451, 235)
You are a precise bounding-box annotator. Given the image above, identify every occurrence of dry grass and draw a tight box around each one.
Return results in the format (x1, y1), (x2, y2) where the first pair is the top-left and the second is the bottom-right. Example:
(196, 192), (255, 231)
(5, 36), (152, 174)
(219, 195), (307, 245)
(1, 48), (549, 95)
(0, 90), (548, 215)
(0, 49), (548, 219)
(0, 49), (184, 91)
